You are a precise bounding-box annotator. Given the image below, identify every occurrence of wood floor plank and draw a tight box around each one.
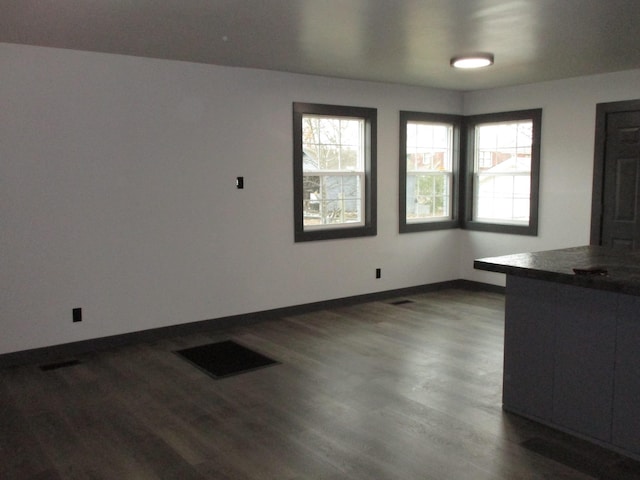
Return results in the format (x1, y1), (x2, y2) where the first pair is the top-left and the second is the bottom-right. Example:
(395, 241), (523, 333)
(3, 289), (638, 479)
(0, 377), (62, 480)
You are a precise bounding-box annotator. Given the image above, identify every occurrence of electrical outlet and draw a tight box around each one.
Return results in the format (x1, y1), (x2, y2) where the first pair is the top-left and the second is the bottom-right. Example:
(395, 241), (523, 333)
(376, 268), (381, 279)
(72, 308), (82, 323)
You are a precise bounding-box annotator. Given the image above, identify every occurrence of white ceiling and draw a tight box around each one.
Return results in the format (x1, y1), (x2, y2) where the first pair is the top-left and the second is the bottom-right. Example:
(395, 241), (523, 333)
(2, 0), (640, 91)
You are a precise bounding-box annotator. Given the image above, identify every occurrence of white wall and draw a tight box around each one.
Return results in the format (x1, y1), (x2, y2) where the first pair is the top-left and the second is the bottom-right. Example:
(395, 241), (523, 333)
(460, 69), (640, 286)
(3, 43), (639, 356)
(1, 43), (463, 355)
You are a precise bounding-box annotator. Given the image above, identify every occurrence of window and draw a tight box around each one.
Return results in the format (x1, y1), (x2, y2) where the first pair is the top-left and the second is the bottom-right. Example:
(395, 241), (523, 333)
(399, 111), (460, 232)
(293, 103), (377, 242)
(463, 109), (542, 235)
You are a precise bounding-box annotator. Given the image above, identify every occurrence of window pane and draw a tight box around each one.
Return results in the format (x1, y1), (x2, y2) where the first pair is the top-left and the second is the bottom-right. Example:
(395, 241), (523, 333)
(303, 115), (363, 172)
(302, 174), (362, 226)
(302, 175), (321, 223)
(320, 147), (339, 170)
(340, 146), (358, 170)
(406, 173), (451, 222)
(475, 173), (530, 223)
(473, 119), (533, 224)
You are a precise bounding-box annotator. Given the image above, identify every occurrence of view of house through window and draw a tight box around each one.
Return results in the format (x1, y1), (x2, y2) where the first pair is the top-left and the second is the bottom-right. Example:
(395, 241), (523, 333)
(473, 120), (534, 224)
(302, 115), (365, 228)
(405, 121), (453, 222)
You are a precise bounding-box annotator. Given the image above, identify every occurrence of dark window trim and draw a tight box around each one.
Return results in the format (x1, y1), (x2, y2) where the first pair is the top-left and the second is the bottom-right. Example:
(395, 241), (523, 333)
(461, 108), (542, 236)
(293, 102), (377, 242)
(399, 111), (462, 233)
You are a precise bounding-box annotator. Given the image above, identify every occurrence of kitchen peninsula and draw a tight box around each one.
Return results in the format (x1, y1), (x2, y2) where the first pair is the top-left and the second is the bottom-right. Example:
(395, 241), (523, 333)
(475, 245), (640, 460)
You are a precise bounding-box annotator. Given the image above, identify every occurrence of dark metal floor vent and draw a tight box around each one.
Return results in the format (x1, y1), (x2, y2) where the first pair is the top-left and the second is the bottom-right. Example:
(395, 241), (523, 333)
(40, 359), (81, 371)
(175, 340), (278, 379)
(390, 299), (414, 305)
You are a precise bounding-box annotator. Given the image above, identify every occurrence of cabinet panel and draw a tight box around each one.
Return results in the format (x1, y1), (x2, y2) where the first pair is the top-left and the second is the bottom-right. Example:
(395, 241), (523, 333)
(613, 295), (640, 456)
(552, 285), (617, 441)
(503, 276), (556, 420)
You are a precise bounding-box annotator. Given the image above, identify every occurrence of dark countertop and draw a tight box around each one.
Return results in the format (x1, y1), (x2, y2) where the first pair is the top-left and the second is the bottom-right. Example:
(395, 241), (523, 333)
(474, 245), (640, 296)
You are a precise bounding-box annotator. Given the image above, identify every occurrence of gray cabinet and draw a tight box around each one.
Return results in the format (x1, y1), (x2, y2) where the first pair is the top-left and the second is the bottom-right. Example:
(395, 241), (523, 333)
(503, 277), (618, 445)
(613, 295), (640, 456)
(503, 276), (556, 421)
(551, 286), (617, 441)
(476, 246), (640, 459)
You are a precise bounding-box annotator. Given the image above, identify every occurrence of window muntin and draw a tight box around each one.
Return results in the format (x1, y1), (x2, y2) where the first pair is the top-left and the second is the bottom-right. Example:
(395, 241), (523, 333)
(293, 103), (376, 242)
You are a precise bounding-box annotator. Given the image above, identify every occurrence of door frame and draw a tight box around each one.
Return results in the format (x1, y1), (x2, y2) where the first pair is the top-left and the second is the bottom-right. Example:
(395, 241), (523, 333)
(590, 99), (640, 245)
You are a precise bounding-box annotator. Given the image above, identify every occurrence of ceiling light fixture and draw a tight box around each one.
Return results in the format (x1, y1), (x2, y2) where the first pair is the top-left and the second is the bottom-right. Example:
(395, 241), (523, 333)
(450, 53), (494, 69)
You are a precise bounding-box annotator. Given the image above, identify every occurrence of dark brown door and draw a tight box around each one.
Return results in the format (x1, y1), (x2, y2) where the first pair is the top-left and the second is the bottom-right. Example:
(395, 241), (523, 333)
(592, 100), (640, 249)
(601, 111), (640, 248)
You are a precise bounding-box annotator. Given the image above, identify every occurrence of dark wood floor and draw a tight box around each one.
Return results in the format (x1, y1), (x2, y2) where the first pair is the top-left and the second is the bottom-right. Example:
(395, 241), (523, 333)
(2, 289), (639, 479)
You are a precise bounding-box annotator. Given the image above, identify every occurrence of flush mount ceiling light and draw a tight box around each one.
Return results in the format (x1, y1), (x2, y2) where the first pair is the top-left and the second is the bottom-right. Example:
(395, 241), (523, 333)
(450, 53), (494, 69)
